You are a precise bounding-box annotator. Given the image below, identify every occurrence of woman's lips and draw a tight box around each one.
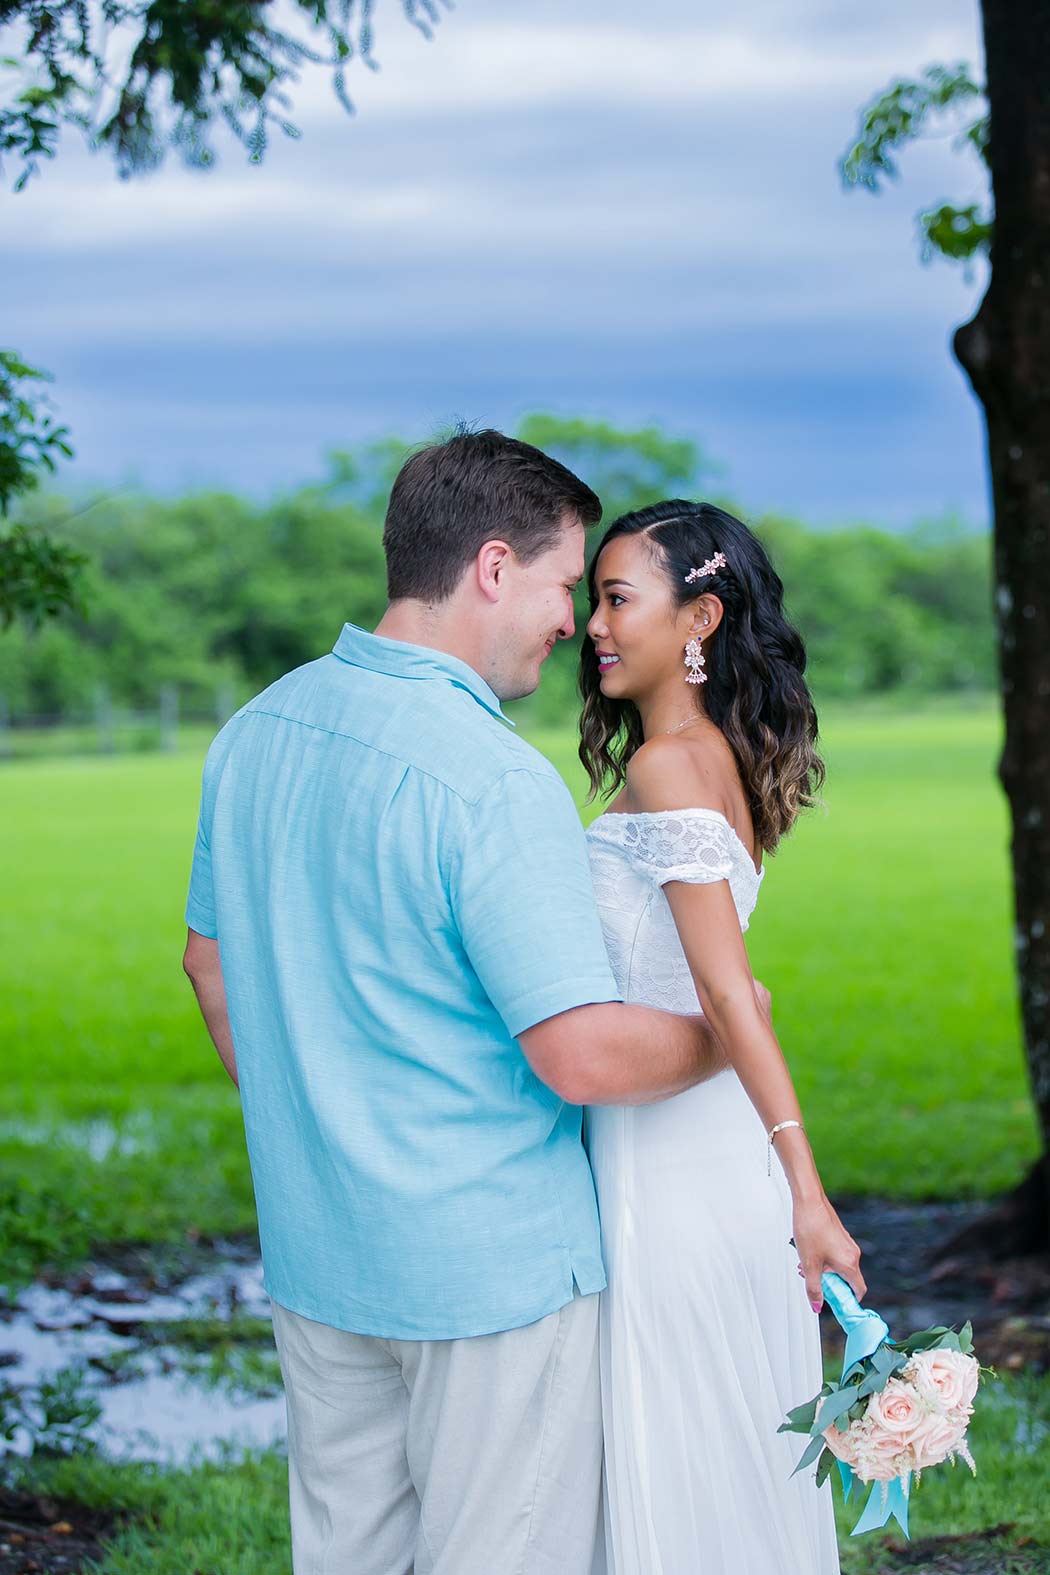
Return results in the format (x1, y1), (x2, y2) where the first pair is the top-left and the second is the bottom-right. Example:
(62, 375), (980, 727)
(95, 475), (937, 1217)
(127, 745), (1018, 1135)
(597, 654), (620, 669)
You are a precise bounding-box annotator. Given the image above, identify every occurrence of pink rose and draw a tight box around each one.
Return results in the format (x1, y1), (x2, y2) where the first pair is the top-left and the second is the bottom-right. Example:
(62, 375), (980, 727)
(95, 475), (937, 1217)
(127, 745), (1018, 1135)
(907, 1409), (969, 1472)
(824, 1418), (908, 1482)
(823, 1420), (862, 1468)
(904, 1349), (979, 1418)
(856, 1429), (911, 1481)
(866, 1378), (923, 1440)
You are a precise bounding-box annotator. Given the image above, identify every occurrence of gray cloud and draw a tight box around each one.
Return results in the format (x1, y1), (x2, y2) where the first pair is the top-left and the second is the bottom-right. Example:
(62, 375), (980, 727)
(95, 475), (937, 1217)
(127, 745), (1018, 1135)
(1, 0), (988, 524)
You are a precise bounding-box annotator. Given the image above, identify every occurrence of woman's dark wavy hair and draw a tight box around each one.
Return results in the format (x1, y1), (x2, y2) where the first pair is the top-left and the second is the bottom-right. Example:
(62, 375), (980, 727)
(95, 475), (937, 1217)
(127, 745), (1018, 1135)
(579, 500), (825, 853)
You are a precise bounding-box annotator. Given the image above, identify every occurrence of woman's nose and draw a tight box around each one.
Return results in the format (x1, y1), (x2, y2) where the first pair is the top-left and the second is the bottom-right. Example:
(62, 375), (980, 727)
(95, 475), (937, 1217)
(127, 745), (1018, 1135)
(587, 609), (605, 641)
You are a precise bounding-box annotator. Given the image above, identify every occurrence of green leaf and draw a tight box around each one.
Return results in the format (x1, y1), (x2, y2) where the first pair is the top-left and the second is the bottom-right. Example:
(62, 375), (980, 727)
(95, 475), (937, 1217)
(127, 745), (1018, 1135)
(918, 203), (993, 268)
(815, 1447), (837, 1489)
(856, 1356), (906, 1398)
(816, 1386), (863, 1433)
(895, 1327), (950, 1354)
(779, 1395), (822, 1434)
(840, 61), (992, 271)
(871, 1343), (900, 1372)
(791, 1433), (827, 1477)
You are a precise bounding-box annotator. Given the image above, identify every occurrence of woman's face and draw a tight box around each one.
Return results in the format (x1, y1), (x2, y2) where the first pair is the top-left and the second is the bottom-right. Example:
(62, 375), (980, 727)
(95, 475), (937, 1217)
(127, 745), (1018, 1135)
(586, 532), (709, 702)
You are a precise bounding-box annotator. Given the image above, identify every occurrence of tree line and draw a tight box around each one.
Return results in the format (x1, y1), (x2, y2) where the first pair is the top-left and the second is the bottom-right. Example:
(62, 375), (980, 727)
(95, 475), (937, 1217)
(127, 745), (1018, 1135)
(1, 417), (993, 727)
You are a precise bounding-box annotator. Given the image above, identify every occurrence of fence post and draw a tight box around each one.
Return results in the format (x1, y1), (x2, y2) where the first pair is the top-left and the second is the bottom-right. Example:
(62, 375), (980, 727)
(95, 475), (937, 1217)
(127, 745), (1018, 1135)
(159, 683), (179, 752)
(94, 685), (114, 754)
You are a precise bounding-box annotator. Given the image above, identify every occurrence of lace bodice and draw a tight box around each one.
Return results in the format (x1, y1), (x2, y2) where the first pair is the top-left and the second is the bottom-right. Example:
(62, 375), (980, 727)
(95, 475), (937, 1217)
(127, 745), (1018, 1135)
(584, 809), (764, 1011)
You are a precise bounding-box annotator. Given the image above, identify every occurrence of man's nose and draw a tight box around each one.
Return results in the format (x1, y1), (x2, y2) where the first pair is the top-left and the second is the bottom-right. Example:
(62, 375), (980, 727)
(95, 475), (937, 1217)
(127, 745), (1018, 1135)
(560, 603), (576, 639)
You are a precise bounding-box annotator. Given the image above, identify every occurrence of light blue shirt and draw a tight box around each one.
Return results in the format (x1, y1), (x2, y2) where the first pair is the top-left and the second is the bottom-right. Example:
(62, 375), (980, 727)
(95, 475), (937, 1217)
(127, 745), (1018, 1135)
(186, 623), (622, 1338)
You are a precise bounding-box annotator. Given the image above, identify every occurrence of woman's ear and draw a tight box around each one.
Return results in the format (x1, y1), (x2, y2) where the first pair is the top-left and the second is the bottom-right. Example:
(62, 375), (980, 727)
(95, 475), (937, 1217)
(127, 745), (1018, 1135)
(687, 593), (724, 636)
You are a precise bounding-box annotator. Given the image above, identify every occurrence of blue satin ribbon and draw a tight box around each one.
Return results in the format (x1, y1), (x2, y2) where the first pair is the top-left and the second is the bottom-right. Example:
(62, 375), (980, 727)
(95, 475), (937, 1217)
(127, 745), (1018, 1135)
(820, 1271), (911, 1539)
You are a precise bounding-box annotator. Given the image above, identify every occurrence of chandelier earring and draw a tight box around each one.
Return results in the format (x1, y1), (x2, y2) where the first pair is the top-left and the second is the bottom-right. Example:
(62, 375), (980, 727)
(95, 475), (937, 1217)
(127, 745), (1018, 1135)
(684, 626), (708, 684)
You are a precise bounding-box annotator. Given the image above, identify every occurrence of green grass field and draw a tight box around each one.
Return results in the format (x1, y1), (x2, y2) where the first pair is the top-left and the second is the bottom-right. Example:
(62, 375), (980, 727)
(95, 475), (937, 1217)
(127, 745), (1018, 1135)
(3, 699), (1047, 1569)
(0, 700), (1039, 1284)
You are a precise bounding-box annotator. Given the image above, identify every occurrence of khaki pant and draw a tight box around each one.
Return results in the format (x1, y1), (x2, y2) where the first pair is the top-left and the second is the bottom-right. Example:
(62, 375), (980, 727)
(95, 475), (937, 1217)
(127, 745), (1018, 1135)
(270, 1291), (603, 1575)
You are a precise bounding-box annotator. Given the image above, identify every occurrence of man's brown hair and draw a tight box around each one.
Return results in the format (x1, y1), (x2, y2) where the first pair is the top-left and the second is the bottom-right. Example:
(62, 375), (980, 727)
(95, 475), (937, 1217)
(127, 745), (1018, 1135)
(384, 427), (602, 602)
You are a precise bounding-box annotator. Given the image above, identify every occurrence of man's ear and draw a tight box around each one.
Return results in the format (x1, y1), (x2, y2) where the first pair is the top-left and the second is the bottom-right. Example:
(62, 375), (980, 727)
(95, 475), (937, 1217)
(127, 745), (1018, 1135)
(477, 539), (513, 604)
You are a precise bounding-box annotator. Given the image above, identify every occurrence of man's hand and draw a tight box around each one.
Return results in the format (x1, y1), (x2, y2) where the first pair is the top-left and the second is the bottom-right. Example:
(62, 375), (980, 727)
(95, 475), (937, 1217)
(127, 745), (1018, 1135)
(690, 1014), (729, 1080)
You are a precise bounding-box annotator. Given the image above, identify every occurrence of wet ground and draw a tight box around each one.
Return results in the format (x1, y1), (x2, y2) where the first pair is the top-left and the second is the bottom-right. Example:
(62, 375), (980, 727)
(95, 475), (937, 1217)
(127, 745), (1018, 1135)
(0, 1198), (1047, 1573)
(831, 1196), (1050, 1373)
(0, 1238), (285, 1464)
(1, 1194), (1046, 1466)
(0, 1487), (116, 1575)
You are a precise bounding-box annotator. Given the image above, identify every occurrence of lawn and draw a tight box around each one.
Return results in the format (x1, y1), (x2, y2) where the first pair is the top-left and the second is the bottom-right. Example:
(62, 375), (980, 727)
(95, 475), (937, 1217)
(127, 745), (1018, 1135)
(1, 699), (1039, 1285)
(2, 697), (1046, 1572)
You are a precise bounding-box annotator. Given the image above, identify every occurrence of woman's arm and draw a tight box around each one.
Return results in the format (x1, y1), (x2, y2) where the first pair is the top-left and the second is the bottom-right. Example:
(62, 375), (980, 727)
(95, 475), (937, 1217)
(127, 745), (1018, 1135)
(625, 740), (865, 1310)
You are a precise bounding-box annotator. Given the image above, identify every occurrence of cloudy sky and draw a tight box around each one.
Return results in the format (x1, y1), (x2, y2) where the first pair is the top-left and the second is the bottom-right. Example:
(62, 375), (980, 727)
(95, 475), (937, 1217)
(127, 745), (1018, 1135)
(4, 0), (989, 526)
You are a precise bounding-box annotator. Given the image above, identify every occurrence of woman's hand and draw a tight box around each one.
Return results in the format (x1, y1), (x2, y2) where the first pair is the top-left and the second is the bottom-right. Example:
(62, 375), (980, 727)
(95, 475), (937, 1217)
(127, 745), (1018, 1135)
(792, 1194), (865, 1312)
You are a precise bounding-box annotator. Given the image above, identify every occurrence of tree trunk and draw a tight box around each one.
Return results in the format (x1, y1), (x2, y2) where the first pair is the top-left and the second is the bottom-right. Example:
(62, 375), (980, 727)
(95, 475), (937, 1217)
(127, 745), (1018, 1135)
(953, 0), (1050, 1243)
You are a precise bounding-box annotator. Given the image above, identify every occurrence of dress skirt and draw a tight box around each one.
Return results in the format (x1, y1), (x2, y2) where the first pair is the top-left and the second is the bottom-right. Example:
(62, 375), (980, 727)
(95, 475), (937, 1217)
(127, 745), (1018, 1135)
(585, 1067), (840, 1575)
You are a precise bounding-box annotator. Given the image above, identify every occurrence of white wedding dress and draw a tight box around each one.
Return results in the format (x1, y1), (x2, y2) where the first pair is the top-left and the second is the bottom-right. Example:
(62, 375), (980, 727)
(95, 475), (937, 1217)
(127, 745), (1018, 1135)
(583, 808), (840, 1575)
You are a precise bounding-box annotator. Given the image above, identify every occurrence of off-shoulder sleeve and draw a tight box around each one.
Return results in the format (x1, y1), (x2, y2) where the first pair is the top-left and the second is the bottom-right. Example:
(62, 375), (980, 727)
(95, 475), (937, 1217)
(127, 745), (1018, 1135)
(619, 811), (736, 887)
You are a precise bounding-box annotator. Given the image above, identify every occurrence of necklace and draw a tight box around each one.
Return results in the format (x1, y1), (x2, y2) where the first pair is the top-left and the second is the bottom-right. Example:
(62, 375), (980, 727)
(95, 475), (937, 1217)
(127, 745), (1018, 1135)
(660, 714), (704, 737)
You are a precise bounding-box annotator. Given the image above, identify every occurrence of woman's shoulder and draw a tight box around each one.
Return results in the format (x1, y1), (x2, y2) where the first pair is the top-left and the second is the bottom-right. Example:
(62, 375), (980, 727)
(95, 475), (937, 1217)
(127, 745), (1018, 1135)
(625, 726), (736, 816)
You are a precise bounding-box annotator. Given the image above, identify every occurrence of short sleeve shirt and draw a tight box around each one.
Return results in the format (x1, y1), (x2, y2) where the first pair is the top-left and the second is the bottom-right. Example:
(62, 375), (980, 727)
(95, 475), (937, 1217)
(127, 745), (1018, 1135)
(186, 623), (622, 1338)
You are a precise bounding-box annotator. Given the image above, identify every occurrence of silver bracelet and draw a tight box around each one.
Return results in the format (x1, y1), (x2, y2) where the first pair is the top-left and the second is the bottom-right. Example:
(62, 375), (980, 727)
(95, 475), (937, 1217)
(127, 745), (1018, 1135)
(767, 1119), (804, 1177)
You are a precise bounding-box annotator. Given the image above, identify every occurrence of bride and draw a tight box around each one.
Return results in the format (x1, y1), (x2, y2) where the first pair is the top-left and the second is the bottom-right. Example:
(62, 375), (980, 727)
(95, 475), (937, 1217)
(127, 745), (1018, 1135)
(580, 499), (864, 1575)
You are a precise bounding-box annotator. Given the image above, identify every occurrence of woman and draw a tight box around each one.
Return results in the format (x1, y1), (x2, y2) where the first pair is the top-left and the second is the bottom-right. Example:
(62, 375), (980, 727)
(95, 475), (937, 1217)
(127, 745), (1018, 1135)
(580, 499), (864, 1575)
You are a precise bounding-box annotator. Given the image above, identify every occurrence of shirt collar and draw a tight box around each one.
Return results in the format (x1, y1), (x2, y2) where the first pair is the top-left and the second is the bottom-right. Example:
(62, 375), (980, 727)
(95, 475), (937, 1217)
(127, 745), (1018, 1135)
(332, 622), (515, 727)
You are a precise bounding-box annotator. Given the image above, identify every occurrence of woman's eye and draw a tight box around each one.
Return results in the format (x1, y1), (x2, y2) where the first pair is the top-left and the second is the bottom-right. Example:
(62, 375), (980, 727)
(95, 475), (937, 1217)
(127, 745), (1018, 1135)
(609, 594), (625, 607)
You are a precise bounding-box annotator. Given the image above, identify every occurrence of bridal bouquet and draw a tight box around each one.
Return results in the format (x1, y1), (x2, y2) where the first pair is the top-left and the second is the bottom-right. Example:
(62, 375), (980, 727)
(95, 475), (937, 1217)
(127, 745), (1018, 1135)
(780, 1272), (982, 1538)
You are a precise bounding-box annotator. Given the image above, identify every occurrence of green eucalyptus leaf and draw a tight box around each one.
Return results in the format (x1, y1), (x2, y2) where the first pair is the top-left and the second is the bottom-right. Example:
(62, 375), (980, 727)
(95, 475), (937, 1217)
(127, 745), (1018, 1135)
(857, 1365), (898, 1399)
(779, 1396), (820, 1434)
(816, 1387), (862, 1433)
(815, 1448), (837, 1488)
(791, 1433), (827, 1477)
(871, 1343), (901, 1372)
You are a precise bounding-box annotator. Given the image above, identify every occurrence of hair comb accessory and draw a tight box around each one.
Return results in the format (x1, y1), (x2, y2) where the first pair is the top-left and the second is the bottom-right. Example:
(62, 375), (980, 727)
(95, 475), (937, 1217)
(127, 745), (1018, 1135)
(685, 551), (727, 585)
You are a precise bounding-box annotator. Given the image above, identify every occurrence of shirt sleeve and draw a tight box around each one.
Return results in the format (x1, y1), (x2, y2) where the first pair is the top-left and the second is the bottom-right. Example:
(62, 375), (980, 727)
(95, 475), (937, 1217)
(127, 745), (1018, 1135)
(450, 765), (622, 1039)
(185, 756), (218, 938)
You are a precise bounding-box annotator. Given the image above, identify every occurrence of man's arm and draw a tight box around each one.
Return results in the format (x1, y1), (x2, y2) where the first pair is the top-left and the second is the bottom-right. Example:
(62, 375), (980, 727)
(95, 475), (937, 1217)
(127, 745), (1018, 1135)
(183, 929), (239, 1087)
(518, 980), (772, 1107)
(449, 763), (771, 1106)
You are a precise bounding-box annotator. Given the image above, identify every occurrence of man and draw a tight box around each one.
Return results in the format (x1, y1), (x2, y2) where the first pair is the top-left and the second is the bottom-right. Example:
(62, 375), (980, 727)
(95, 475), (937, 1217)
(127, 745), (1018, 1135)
(183, 428), (754, 1574)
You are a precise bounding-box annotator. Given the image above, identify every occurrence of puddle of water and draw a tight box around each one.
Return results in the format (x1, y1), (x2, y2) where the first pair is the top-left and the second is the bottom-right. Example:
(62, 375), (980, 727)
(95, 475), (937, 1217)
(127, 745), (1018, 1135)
(1, 1197), (1040, 1468)
(0, 1250), (287, 1463)
(0, 1114), (161, 1162)
(992, 1384), (1050, 1454)
(834, 1196), (988, 1334)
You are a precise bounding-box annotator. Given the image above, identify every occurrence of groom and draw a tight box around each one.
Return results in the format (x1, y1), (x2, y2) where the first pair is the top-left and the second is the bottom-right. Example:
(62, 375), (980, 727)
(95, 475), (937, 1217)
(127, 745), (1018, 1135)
(183, 428), (753, 1574)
